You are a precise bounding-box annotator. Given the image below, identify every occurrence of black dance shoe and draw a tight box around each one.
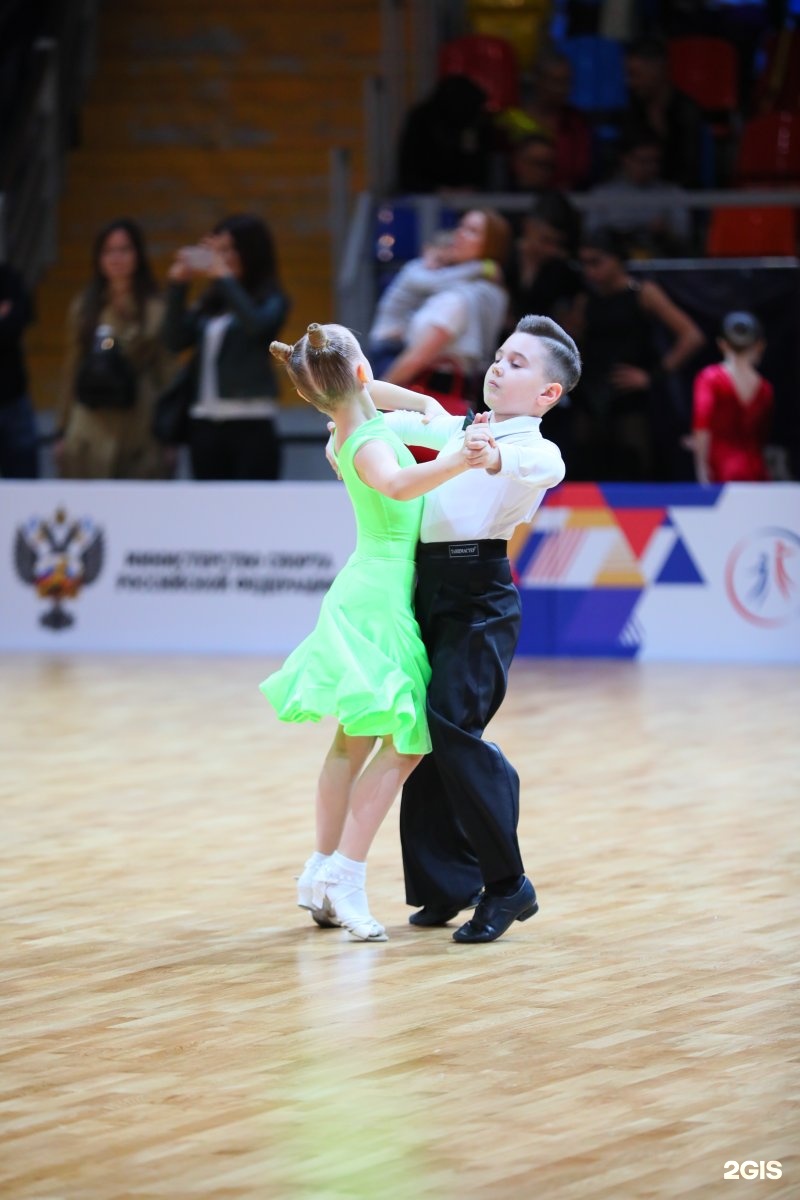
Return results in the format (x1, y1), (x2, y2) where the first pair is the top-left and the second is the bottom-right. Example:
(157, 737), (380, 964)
(408, 891), (482, 927)
(452, 878), (538, 943)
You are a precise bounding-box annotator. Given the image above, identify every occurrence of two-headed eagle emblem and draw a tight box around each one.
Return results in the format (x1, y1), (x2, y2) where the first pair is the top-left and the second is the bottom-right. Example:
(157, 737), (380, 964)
(15, 508), (104, 629)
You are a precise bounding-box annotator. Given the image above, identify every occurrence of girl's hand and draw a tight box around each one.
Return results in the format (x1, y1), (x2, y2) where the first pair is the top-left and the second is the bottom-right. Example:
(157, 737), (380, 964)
(464, 422), (496, 451)
(419, 395), (449, 424)
(463, 424), (499, 471)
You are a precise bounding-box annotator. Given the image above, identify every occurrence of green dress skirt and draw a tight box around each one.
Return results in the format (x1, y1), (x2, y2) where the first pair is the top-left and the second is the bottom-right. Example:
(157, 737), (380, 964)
(260, 416), (431, 755)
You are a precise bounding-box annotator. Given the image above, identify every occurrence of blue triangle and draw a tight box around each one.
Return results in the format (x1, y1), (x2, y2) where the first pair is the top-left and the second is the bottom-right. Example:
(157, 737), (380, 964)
(656, 537), (704, 585)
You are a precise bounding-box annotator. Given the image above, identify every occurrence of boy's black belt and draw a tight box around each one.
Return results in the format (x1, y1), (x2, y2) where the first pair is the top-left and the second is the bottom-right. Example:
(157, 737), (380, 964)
(417, 539), (508, 562)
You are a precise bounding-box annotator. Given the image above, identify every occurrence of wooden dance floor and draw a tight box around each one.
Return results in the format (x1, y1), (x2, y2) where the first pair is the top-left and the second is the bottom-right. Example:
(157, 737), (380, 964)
(1, 655), (798, 1199)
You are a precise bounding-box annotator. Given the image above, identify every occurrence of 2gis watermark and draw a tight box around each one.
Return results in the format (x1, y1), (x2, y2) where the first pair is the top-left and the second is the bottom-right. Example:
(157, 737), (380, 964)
(723, 1161), (782, 1180)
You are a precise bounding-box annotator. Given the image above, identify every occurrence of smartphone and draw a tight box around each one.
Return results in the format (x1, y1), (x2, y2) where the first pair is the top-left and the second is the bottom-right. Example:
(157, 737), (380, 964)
(180, 245), (215, 271)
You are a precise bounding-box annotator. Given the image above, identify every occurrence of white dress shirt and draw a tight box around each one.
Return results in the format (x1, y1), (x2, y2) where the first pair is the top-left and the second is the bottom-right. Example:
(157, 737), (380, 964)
(383, 411), (565, 542)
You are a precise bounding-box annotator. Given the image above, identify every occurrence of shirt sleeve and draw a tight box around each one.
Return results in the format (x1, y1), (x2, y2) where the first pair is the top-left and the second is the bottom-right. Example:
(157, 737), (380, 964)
(383, 409), (464, 451)
(495, 435), (566, 488)
(692, 367), (717, 432)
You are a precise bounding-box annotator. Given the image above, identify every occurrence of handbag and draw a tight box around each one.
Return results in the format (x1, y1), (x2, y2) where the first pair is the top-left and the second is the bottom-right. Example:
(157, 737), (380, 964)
(152, 362), (196, 445)
(75, 342), (137, 411)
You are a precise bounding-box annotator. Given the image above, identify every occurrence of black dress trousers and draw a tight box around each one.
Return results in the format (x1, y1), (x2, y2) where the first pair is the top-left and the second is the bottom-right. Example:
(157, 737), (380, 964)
(400, 548), (525, 907)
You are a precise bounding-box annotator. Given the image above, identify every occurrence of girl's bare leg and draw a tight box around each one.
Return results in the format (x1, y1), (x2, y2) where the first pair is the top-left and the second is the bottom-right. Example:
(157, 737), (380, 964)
(296, 727), (375, 923)
(338, 739), (422, 861)
(315, 726), (376, 852)
(314, 739), (422, 941)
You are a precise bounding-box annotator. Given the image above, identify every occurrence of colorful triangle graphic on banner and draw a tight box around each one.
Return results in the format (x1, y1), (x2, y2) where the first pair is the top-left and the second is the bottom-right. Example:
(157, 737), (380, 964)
(595, 534), (646, 587)
(655, 537), (705, 585)
(614, 508), (667, 559)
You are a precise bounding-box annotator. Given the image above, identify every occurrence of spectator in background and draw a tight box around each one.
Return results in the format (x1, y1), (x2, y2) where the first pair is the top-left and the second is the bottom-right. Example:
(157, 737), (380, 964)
(507, 193), (583, 327)
(163, 213), (289, 481)
(506, 193), (584, 466)
(498, 52), (592, 190)
(585, 134), (692, 257)
(0, 260), (38, 477)
(691, 311), (773, 483)
(368, 228), (501, 379)
(505, 133), (558, 195)
(368, 208), (511, 406)
(56, 218), (173, 479)
(396, 75), (496, 194)
(621, 37), (706, 189)
(571, 229), (705, 480)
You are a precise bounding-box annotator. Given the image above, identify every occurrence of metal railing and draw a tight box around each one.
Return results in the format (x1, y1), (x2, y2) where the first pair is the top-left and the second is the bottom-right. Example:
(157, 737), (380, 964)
(332, 186), (800, 331)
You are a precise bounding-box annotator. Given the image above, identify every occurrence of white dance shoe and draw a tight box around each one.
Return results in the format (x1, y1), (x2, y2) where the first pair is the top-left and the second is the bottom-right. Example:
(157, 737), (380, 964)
(312, 861), (387, 942)
(296, 855), (339, 928)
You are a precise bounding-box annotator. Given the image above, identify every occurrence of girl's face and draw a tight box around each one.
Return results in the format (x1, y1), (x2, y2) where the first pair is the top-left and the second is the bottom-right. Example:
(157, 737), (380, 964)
(99, 229), (138, 284)
(213, 231), (243, 279)
(450, 210), (487, 262)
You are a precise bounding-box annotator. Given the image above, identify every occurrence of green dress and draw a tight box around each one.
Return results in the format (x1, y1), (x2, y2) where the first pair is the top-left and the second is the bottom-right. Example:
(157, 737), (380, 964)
(260, 415), (431, 755)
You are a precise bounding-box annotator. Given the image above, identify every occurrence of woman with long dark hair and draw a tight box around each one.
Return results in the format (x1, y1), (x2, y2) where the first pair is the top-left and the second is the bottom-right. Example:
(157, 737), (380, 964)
(57, 218), (172, 478)
(162, 212), (290, 480)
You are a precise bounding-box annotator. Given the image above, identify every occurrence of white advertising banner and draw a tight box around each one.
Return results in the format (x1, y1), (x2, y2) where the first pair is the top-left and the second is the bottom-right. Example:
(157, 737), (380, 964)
(513, 482), (800, 662)
(636, 484), (800, 662)
(0, 482), (355, 654)
(2, 481), (799, 661)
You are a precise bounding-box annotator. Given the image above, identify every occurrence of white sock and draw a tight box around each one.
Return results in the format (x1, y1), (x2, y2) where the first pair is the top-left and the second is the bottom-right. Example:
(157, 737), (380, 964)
(330, 850), (367, 886)
(298, 850), (329, 885)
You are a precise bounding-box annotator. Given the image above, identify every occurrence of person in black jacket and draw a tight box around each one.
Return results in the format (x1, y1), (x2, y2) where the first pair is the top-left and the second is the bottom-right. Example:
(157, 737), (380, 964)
(395, 75), (495, 194)
(163, 213), (290, 480)
(0, 261), (38, 478)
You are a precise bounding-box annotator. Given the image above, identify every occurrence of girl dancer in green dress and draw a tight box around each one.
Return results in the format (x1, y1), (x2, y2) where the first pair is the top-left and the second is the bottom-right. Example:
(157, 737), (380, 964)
(263, 323), (488, 940)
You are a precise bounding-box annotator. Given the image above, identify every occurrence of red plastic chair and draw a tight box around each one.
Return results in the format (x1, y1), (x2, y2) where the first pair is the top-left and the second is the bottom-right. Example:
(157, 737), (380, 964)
(735, 112), (800, 184)
(667, 36), (738, 112)
(706, 206), (798, 257)
(438, 34), (520, 113)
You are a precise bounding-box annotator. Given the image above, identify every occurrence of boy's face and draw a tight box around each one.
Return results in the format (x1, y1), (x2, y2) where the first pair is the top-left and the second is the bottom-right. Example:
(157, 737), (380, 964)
(483, 332), (562, 420)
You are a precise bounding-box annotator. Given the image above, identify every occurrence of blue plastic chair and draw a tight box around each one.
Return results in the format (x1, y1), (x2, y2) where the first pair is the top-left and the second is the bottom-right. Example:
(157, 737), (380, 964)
(558, 36), (627, 112)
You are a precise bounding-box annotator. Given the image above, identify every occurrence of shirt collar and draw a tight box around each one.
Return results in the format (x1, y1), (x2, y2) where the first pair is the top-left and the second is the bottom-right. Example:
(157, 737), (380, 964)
(486, 414), (542, 438)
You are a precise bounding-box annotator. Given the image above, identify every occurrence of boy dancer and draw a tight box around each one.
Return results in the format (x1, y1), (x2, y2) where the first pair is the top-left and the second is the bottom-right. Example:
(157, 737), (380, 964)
(373, 315), (581, 943)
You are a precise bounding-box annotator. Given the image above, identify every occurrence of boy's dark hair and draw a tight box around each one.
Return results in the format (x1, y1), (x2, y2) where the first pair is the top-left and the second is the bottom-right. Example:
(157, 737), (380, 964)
(515, 314), (582, 393)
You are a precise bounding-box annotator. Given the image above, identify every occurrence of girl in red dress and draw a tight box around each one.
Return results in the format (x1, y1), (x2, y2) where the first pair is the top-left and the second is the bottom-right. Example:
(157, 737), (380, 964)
(691, 312), (773, 484)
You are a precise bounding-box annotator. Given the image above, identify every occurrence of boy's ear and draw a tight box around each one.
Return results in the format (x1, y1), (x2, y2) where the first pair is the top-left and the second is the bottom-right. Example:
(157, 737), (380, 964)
(356, 363), (368, 384)
(541, 381), (563, 408)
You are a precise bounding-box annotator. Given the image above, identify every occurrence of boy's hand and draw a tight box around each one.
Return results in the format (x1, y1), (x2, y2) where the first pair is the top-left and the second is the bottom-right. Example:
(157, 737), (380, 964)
(462, 440), (501, 470)
(463, 417), (500, 471)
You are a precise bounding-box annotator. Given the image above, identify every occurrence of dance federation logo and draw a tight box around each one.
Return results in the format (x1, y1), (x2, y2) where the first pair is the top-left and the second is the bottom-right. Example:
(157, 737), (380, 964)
(725, 527), (800, 628)
(14, 508), (104, 630)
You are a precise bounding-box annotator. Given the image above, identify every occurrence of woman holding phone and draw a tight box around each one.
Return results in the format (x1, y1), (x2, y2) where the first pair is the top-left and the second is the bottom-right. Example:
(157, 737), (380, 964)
(162, 213), (290, 480)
